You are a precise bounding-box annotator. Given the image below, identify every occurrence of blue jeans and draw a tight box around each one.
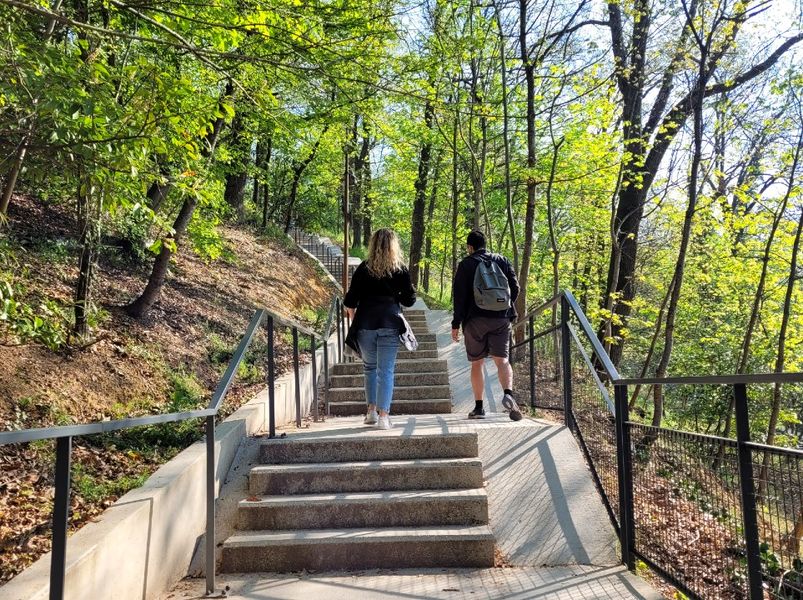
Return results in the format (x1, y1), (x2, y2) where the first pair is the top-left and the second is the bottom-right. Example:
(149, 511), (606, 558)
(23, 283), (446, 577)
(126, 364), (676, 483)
(358, 328), (400, 413)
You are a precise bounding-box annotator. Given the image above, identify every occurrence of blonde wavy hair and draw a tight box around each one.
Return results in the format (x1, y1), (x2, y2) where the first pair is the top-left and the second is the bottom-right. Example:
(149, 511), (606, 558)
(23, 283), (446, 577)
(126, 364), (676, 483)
(366, 228), (405, 278)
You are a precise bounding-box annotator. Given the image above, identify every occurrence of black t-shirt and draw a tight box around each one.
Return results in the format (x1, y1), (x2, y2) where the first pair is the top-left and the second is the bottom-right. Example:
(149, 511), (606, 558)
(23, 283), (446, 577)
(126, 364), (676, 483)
(343, 261), (417, 330)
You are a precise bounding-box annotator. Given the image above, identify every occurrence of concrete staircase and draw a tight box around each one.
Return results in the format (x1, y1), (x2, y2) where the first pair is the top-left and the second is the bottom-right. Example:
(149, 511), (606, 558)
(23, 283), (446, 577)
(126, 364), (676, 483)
(220, 431), (495, 572)
(327, 309), (453, 416)
(292, 227), (361, 284)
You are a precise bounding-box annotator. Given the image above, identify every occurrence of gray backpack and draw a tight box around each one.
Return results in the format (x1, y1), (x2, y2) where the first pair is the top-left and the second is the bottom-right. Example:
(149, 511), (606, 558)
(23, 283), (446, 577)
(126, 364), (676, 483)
(472, 255), (511, 311)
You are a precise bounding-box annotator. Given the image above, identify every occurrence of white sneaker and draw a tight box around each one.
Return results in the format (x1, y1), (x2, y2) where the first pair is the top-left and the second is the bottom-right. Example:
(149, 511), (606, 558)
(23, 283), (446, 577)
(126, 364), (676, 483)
(364, 409), (378, 425)
(376, 415), (393, 430)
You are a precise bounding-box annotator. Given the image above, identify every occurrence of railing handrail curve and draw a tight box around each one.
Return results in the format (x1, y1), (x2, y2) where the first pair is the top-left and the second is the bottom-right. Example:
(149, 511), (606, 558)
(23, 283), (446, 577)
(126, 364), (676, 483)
(517, 289), (803, 387)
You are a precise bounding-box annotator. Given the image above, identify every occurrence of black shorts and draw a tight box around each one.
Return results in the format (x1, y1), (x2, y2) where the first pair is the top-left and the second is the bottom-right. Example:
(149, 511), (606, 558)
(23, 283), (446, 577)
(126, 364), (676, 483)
(463, 317), (511, 362)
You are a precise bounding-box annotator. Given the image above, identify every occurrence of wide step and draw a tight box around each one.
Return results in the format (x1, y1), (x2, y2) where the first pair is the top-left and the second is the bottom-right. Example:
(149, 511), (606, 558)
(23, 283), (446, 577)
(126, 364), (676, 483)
(221, 525), (495, 572)
(249, 457), (483, 495)
(332, 359), (447, 375)
(259, 432), (477, 464)
(328, 385), (450, 402)
(330, 371), (449, 388)
(237, 488), (488, 530)
(327, 399), (452, 416)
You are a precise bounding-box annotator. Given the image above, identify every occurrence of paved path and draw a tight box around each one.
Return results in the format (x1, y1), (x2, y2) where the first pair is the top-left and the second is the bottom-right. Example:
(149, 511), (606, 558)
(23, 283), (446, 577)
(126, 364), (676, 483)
(166, 566), (657, 599)
(163, 303), (660, 600)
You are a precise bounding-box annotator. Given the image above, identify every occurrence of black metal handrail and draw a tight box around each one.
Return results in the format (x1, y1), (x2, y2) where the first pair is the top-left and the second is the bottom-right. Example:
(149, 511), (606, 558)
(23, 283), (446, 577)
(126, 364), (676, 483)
(514, 289), (803, 600)
(0, 298), (343, 599)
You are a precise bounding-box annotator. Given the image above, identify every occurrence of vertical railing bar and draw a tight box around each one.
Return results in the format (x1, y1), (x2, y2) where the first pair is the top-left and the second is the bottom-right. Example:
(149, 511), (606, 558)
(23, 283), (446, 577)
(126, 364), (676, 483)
(529, 315), (536, 409)
(50, 436), (71, 600)
(311, 334), (319, 422)
(560, 295), (572, 429)
(614, 384), (635, 570)
(336, 299), (343, 363)
(323, 329), (330, 417)
(267, 315), (276, 438)
(205, 415), (215, 595)
(292, 327), (301, 427)
(734, 383), (763, 600)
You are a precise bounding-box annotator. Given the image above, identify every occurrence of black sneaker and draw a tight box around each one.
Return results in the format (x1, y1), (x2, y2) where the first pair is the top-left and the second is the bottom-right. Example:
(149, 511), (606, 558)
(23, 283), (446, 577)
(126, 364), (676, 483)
(502, 393), (523, 422)
(468, 408), (486, 419)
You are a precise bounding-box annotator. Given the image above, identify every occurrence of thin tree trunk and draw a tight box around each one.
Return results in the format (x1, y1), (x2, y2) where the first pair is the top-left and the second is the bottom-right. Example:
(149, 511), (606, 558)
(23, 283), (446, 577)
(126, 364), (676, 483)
(73, 179), (102, 338)
(516, 0), (537, 333)
(409, 100), (435, 286)
(126, 80), (233, 317)
(261, 136), (273, 228)
(423, 151), (441, 293)
(451, 94), (459, 278)
(224, 113), (248, 220)
(652, 55), (708, 428)
(715, 126), (801, 450)
(494, 4), (518, 273)
(0, 0), (64, 216)
(758, 206), (803, 498)
(283, 125), (329, 233)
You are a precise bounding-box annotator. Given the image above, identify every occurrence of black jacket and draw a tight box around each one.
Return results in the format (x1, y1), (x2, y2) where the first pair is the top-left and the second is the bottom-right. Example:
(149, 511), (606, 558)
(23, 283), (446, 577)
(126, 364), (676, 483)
(451, 249), (519, 329)
(344, 261), (416, 330)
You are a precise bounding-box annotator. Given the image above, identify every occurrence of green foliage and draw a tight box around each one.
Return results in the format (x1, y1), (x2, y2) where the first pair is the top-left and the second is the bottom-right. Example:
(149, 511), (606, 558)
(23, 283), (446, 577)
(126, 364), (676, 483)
(0, 276), (70, 350)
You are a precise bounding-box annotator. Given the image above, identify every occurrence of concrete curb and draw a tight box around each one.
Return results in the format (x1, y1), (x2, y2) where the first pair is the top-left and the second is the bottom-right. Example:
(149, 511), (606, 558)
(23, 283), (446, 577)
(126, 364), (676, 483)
(0, 333), (338, 600)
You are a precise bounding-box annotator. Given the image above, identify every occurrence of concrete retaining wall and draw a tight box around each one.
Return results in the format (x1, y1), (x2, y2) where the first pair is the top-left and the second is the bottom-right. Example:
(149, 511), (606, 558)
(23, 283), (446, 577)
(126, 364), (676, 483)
(0, 333), (338, 600)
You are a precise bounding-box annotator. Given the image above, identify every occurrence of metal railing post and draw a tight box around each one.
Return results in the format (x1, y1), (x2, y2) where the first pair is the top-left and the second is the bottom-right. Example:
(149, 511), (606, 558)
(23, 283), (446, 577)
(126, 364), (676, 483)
(292, 327), (301, 427)
(50, 436), (72, 600)
(614, 384), (635, 571)
(336, 299), (343, 362)
(205, 416), (216, 595)
(267, 316), (276, 438)
(734, 383), (763, 600)
(560, 295), (572, 428)
(323, 332), (330, 416)
(311, 334), (319, 422)
(528, 315), (536, 409)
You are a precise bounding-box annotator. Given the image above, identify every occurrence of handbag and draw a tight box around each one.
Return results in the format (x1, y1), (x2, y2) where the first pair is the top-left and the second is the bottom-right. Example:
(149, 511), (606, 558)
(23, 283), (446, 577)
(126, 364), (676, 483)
(344, 319), (361, 359)
(398, 314), (419, 352)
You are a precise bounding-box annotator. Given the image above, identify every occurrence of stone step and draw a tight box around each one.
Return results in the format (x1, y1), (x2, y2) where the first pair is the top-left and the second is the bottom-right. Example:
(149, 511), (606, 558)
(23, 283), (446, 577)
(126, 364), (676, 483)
(259, 432), (477, 464)
(401, 348), (438, 359)
(402, 310), (427, 317)
(328, 385), (451, 402)
(327, 398), (452, 416)
(249, 457), (483, 495)
(221, 525), (495, 572)
(332, 359), (448, 375)
(237, 489), (489, 531)
(330, 371), (449, 388)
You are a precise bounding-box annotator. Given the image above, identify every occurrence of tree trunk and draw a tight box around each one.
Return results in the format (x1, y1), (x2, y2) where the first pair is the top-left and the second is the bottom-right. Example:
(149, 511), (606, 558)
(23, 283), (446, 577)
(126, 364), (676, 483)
(283, 126), (329, 233)
(494, 5), (518, 273)
(516, 0), (537, 328)
(450, 94), (460, 278)
(423, 151), (441, 293)
(651, 56), (707, 428)
(409, 100), (435, 287)
(125, 196), (198, 318)
(73, 181), (101, 338)
(352, 121), (370, 249)
(362, 129), (373, 246)
(126, 80), (232, 317)
(758, 205), (803, 498)
(224, 114), (248, 220)
(260, 136), (273, 228)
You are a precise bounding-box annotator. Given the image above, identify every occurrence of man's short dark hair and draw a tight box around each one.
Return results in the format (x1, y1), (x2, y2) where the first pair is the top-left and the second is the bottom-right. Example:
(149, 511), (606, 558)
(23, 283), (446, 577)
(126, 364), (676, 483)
(467, 230), (486, 250)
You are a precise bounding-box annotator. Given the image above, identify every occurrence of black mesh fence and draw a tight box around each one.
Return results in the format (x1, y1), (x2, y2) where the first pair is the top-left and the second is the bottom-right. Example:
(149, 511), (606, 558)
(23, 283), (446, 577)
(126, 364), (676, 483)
(752, 443), (803, 600)
(567, 329), (621, 530)
(629, 424), (749, 598)
(511, 320), (563, 411)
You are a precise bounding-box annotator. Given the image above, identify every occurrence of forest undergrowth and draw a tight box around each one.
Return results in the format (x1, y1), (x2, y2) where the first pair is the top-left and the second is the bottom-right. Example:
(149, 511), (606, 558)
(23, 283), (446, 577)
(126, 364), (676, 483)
(0, 194), (336, 583)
